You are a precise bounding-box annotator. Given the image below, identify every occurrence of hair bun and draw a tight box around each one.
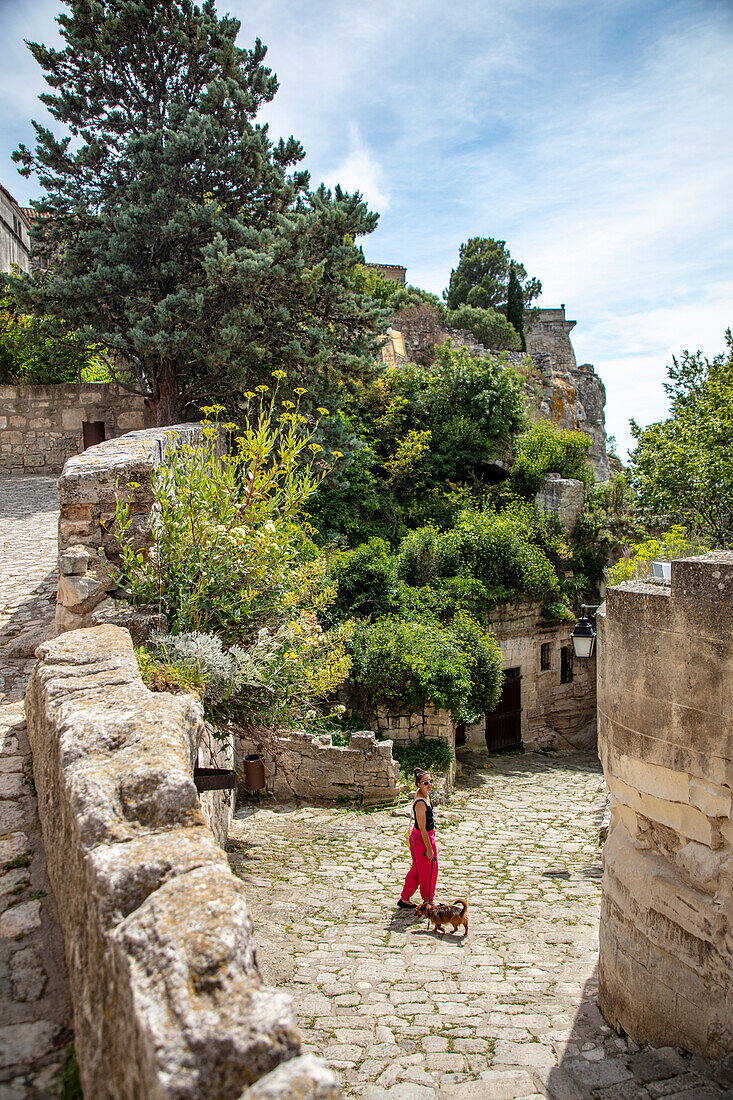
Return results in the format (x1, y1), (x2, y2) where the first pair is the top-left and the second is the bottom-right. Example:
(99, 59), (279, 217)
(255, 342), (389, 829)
(413, 767), (427, 784)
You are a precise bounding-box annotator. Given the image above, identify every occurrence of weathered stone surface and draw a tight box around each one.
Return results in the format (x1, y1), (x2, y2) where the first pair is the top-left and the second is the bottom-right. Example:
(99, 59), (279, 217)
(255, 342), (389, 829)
(0, 900), (42, 937)
(55, 424), (214, 634)
(26, 624), (334, 1099)
(0, 1021), (62, 1070)
(237, 1054), (341, 1098)
(0, 475), (72, 1096)
(598, 553), (733, 1059)
(535, 474), (586, 535)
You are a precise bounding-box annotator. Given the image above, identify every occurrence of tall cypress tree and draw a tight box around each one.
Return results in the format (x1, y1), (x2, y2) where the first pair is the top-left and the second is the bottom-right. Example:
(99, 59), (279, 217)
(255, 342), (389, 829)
(506, 265), (526, 351)
(8, 0), (384, 424)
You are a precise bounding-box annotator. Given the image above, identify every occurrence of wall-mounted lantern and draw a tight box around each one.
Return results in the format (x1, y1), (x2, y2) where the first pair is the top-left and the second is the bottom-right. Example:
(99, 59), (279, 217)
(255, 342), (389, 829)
(571, 604), (597, 659)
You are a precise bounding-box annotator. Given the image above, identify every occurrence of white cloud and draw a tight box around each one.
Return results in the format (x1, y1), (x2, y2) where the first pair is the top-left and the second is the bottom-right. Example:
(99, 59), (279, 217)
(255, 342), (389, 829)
(323, 123), (391, 211)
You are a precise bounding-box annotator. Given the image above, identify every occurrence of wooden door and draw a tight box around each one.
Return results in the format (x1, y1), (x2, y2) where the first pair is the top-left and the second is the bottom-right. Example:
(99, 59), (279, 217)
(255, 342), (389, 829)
(485, 667), (522, 752)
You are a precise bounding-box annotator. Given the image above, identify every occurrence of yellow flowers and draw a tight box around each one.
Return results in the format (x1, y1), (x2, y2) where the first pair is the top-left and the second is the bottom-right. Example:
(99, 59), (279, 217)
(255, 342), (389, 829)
(271, 369), (287, 380)
(317, 407), (329, 416)
(256, 385), (270, 393)
(332, 450), (343, 459)
(309, 443), (323, 453)
(294, 387), (306, 396)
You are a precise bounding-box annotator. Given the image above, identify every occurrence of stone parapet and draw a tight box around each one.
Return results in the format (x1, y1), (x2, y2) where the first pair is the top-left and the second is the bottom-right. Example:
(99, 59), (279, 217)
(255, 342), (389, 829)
(597, 554), (733, 1058)
(25, 625), (339, 1099)
(0, 382), (151, 474)
(235, 729), (400, 804)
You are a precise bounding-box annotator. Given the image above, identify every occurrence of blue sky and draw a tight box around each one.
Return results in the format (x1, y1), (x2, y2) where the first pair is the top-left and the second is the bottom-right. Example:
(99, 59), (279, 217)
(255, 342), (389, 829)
(1, 0), (731, 456)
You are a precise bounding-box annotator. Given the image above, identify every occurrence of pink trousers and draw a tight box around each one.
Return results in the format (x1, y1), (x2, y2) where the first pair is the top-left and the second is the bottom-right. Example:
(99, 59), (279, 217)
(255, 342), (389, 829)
(401, 829), (438, 903)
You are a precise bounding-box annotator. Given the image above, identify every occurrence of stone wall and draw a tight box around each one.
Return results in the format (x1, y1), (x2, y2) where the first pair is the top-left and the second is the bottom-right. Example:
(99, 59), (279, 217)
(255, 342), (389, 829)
(466, 600), (597, 754)
(25, 625), (339, 1099)
(55, 424), (205, 633)
(0, 383), (151, 474)
(597, 554), (733, 1058)
(235, 729), (400, 804)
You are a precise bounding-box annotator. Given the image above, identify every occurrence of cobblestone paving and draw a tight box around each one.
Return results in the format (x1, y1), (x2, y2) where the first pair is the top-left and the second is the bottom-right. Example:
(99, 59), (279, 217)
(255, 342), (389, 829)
(229, 751), (732, 1100)
(0, 477), (72, 1100)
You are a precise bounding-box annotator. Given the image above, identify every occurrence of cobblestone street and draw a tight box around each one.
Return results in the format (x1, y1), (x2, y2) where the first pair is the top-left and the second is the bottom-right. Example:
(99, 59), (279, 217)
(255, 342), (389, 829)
(230, 752), (732, 1100)
(0, 477), (71, 1100)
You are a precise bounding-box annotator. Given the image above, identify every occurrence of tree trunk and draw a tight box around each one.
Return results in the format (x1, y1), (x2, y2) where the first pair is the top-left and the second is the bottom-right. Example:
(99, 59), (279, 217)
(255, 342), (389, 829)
(151, 361), (182, 426)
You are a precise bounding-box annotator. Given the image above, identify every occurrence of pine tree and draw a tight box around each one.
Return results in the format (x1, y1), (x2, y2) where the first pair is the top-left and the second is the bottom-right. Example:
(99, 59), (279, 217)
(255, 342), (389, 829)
(8, 0), (384, 424)
(506, 265), (526, 351)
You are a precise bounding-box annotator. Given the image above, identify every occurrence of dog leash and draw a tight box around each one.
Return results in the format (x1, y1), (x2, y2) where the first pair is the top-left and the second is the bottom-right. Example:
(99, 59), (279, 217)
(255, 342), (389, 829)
(426, 857), (436, 928)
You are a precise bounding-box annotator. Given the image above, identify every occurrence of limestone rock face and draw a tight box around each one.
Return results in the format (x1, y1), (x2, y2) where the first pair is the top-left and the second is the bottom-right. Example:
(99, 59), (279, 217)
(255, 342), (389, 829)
(534, 474), (585, 535)
(25, 625), (332, 1099)
(597, 555), (733, 1058)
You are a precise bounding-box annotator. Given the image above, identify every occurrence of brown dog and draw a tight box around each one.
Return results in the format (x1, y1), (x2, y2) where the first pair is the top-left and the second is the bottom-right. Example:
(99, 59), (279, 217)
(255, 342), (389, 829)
(415, 898), (468, 936)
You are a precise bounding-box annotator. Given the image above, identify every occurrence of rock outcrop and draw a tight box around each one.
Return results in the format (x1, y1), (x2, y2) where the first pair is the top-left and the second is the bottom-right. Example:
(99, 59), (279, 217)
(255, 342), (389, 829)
(388, 305), (611, 481)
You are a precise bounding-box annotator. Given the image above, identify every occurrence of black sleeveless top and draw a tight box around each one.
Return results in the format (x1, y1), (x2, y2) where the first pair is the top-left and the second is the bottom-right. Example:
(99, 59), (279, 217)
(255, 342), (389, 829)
(413, 797), (434, 831)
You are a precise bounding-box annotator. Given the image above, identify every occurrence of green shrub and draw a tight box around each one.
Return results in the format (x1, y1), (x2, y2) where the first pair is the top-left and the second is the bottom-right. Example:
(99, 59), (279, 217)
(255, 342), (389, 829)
(511, 420), (592, 496)
(425, 343), (526, 443)
(329, 537), (404, 621)
(348, 613), (502, 725)
(389, 735), (454, 779)
(396, 526), (442, 586)
(438, 509), (561, 606)
(445, 305), (522, 351)
(114, 394), (329, 641)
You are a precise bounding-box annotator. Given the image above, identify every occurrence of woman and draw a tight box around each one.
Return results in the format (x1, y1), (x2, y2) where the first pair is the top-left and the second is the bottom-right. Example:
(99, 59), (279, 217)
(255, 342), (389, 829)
(398, 767), (438, 909)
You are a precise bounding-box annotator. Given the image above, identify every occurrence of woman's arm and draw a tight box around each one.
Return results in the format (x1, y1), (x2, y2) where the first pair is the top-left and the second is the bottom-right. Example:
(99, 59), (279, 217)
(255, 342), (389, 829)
(414, 801), (433, 860)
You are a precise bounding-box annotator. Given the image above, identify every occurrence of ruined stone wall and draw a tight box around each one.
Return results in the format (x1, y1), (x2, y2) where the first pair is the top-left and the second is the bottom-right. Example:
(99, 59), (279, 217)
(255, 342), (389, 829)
(235, 729), (400, 804)
(597, 554), (733, 1058)
(466, 600), (597, 754)
(25, 625), (340, 1099)
(0, 383), (151, 474)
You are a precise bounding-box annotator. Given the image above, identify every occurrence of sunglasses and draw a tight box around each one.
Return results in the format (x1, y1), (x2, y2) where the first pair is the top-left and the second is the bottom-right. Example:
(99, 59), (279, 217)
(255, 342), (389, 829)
(421, 779), (433, 786)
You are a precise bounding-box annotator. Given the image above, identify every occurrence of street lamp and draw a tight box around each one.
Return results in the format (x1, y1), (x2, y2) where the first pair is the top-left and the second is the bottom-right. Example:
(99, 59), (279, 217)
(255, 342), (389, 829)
(570, 604), (597, 659)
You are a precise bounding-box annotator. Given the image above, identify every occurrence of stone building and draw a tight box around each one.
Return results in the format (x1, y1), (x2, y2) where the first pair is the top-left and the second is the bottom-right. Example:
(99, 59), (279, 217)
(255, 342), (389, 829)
(597, 555), (733, 1058)
(365, 262), (406, 284)
(0, 183), (31, 274)
(465, 598), (597, 755)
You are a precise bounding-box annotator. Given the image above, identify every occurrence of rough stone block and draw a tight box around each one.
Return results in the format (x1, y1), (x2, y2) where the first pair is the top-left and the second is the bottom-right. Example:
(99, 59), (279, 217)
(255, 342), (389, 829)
(59, 546), (91, 576)
(237, 1054), (341, 1098)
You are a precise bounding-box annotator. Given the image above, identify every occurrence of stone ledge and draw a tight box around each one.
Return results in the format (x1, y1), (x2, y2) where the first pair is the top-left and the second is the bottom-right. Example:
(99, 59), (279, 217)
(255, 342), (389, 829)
(25, 625), (339, 1099)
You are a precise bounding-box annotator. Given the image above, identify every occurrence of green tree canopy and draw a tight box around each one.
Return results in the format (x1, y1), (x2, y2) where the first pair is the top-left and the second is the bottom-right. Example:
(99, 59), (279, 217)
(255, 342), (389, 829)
(8, 0), (384, 424)
(0, 285), (107, 383)
(629, 330), (733, 545)
(445, 237), (541, 313)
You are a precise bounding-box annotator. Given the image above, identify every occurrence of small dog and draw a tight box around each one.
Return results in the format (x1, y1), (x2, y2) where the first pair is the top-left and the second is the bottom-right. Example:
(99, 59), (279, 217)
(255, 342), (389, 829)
(415, 898), (468, 936)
